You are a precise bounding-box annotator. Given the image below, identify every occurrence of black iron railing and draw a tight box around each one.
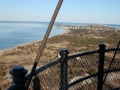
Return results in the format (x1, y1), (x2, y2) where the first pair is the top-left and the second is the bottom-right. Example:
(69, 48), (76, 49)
(7, 43), (120, 90)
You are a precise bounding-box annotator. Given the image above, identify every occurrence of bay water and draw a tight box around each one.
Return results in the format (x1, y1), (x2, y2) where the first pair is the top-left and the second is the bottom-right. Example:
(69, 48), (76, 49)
(0, 22), (120, 49)
(0, 22), (66, 49)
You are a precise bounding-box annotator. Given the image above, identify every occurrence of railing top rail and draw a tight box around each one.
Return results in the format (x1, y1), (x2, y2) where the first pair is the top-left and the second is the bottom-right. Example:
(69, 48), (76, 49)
(69, 48), (120, 60)
(69, 50), (99, 59)
(25, 47), (120, 79)
(105, 48), (120, 52)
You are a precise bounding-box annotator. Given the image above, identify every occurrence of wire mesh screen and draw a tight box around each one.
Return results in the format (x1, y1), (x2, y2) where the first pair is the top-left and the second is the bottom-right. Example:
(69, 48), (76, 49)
(104, 50), (120, 70)
(103, 50), (120, 89)
(28, 63), (60, 90)
(5, 45), (120, 90)
(68, 53), (99, 90)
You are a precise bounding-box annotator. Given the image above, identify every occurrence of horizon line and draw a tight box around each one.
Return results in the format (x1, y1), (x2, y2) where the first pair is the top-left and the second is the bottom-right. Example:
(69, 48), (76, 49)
(0, 20), (120, 25)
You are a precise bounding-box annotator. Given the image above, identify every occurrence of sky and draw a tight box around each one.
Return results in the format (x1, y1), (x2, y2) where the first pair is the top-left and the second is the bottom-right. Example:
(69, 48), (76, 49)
(0, 0), (120, 24)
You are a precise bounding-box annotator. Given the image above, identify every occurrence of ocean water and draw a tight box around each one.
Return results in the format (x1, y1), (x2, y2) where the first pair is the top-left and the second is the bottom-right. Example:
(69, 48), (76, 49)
(0, 22), (67, 49)
(0, 22), (120, 49)
(105, 24), (120, 28)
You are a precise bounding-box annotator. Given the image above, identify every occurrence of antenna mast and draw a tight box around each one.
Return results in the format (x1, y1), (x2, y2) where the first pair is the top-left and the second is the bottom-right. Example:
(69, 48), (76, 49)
(25, 0), (64, 89)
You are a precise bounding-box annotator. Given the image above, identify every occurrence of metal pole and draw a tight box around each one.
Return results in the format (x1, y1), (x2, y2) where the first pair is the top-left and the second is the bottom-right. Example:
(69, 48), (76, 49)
(25, 0), (64, 90)
(97, 44), (106, 90)
(59, 48), (69, 90)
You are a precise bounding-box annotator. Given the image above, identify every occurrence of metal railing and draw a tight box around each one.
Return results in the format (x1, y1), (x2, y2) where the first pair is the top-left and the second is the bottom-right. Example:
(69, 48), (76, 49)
(7, 43), (120, 90)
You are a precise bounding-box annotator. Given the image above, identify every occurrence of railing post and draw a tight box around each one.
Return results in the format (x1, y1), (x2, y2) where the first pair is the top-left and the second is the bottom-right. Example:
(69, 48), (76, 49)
(59, 48), (69, 90)
(7, 66), (28, 90)
(97, 44), (106, 90)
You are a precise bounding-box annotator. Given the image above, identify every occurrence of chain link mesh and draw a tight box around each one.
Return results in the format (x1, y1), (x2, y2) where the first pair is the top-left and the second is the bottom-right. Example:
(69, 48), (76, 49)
(26, 48), (120, 90)
(103, 50), (120, 89)
(28, 63), (60, 90)
(68, 53), (99, 90)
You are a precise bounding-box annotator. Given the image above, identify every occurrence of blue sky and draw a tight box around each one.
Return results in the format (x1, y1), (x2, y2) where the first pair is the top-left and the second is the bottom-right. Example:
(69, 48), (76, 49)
(0, 0), (120, 24)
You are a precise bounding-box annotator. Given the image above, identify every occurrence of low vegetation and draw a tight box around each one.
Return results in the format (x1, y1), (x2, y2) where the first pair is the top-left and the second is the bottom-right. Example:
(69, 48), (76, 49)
(0, 24), (120, 89)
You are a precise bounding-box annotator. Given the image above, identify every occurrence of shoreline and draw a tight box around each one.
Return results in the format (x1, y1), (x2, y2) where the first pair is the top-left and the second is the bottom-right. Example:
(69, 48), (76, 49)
(17, 27), (70, 46)
(0, 23), (119, 52)
(0, 27), (70, 54)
